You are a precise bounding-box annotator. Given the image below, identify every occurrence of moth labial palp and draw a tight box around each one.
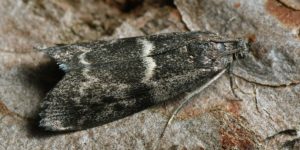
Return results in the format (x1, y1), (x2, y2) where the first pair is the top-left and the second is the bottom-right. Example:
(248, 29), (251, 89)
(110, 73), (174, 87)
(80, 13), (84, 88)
(38, 31), (249, 133)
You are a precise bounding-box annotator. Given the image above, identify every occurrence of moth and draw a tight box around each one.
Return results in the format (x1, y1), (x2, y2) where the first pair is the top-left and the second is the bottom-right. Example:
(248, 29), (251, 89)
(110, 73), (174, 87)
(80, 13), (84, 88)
(39, 31), (249, 131)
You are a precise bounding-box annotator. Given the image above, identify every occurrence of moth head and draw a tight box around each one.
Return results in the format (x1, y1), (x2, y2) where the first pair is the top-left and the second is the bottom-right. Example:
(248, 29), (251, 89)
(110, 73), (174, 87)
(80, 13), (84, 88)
(234, 39), (250, 60)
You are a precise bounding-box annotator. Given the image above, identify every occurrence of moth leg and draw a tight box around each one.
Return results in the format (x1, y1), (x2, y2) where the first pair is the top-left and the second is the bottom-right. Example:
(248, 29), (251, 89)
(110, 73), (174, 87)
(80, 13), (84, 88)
(154, 69), (227, 150)
(228, 63), (242, 101)
(221, 17), (237, 34)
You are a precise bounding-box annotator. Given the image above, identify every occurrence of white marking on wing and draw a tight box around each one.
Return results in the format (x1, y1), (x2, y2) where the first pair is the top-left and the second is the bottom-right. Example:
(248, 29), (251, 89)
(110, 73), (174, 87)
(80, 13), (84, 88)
(76, 46), (99, 97)
(78, 51), (91, 65)
(139, 39), (157, 83)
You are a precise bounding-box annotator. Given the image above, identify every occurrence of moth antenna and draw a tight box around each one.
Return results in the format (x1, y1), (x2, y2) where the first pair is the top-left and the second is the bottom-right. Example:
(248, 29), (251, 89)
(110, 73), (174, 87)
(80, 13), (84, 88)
(221, 16), (237, 34)
(234, 52), (242, 66)
(228, 63), (242, 100)
(154, 69), (227, 150)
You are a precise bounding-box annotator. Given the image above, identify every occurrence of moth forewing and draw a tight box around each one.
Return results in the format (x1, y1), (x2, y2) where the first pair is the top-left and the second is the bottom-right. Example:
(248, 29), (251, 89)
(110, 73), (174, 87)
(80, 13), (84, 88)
(39, 31), (249, 131)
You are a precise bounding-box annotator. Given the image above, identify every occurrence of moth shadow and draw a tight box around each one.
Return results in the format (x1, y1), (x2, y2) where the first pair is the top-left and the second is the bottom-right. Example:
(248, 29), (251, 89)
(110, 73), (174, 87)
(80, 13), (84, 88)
(20, 58), (70, 138)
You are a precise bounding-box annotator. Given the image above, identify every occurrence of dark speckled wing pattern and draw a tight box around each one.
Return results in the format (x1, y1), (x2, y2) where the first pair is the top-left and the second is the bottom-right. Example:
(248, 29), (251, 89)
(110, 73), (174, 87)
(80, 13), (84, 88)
(39, 31), (248, 131)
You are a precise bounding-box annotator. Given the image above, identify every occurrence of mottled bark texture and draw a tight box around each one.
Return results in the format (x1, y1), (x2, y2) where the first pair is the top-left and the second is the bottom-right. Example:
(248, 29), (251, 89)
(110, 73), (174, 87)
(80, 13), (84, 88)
(0, 0), (299, 149)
